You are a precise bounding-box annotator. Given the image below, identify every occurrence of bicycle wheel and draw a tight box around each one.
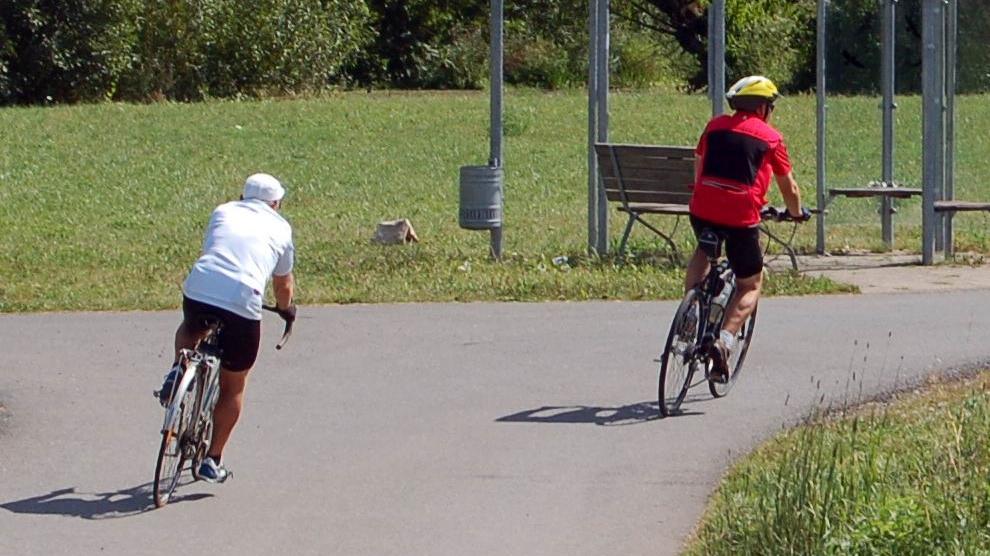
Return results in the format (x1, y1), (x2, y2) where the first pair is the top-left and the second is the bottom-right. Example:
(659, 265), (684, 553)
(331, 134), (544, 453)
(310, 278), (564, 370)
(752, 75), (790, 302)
(709, 306), (757, 398)
(658, 290), (702, 417)
(153, 372), (196, 508)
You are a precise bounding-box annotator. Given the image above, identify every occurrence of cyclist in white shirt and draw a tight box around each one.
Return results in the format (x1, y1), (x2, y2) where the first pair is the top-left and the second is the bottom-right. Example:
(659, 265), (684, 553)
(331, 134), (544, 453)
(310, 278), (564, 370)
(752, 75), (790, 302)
(159, 173), (296, 483)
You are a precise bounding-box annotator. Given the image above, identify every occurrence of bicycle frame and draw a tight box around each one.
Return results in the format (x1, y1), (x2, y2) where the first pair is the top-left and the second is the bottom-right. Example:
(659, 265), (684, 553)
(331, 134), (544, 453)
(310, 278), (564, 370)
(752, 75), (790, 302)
(161, 327), (222, 438)
(694, 233), (733, 344)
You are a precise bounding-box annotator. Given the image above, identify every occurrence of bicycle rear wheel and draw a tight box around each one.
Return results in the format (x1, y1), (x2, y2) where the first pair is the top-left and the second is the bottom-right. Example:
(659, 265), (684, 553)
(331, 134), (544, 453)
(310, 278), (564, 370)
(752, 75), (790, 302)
(658, 290), (702, 417)
(709, 306), (757, 398)
(154, 373), (196, 508)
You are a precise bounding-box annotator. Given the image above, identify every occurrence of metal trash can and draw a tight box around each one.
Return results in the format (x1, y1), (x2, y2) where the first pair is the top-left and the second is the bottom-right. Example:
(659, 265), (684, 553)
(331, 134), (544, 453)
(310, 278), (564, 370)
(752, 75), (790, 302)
(458, 165), (503, 230)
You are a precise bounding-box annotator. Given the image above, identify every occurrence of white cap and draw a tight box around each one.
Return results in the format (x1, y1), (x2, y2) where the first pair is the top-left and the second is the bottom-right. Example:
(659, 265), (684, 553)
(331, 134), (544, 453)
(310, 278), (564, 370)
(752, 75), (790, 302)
(243, 173), (285, 202)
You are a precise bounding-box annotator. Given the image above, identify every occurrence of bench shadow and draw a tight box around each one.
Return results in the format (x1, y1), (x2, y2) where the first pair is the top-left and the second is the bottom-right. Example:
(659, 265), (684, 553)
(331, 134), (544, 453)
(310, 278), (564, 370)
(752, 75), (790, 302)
(0, 477), (211, 519)
(496, 397), (705, 426)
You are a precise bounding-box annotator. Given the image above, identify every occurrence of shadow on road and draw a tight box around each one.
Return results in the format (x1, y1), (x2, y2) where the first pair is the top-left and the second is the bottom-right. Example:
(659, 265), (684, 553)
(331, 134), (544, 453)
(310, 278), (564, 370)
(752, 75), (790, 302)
(496, 399), (704, 426)
(0, 479), (211, 519)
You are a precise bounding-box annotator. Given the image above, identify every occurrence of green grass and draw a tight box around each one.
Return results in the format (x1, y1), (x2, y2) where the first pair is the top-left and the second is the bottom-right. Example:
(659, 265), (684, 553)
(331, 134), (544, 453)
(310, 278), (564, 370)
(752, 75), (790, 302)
(685, 371), (990, 556)
(5, 89), (988, 311)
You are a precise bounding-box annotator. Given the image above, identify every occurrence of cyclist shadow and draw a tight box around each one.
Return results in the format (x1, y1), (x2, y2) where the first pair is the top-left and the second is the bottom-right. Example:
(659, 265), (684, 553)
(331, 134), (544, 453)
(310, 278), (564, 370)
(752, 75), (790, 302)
(0, 479), (211, 519)
(496, 398), (705, 426)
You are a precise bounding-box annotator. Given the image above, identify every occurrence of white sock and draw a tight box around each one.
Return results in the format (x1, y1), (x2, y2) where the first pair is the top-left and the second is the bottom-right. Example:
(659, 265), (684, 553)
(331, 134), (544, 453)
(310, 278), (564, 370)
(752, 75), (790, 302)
(719, 329), (736, 350)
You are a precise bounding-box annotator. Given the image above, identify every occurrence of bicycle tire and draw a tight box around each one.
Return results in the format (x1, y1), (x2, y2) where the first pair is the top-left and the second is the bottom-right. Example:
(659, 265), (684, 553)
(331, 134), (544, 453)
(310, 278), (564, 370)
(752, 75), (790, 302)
(658, 290), (702, 417)
(153, 373), (195, 508)
(708, 306), (757, 398)
(191, 364), (220, 480)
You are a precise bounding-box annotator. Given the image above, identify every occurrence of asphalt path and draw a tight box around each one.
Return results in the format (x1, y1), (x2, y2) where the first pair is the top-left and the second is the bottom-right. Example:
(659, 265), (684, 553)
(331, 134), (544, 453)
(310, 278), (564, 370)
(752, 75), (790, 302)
(1, 292), (988, 555)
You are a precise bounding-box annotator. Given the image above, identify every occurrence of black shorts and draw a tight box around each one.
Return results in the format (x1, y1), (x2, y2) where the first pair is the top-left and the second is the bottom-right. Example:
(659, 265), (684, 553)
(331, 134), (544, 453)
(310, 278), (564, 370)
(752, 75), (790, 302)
(182, 296), (261, 372)
(689, 215), (763, 279)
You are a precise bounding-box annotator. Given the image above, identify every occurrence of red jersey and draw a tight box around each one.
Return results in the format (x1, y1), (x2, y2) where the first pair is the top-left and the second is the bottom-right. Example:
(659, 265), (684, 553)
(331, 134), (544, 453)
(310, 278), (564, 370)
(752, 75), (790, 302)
(689, 112), (792, 227)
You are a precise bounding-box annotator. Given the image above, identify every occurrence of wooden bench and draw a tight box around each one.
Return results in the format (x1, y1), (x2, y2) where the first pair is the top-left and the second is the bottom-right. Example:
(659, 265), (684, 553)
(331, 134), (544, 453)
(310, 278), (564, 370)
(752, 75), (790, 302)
(934, 200), (990, 213)
(594, 143), (694, 258)
(595, 142), (807, 270)
(828, 184), (922, 200)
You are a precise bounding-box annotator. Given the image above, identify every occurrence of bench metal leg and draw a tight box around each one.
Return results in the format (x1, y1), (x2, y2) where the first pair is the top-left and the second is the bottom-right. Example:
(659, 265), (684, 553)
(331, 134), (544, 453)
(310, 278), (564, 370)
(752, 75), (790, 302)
(760, 227), (799, 271)
(618, 213), (636, 258)
(631, 214), (681, 264)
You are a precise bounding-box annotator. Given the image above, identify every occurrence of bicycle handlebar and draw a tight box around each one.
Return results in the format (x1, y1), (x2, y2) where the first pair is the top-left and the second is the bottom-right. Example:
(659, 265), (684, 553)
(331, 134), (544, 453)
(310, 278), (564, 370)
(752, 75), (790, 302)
(262, 304), (294, 350)
(761, 206), (813, 223)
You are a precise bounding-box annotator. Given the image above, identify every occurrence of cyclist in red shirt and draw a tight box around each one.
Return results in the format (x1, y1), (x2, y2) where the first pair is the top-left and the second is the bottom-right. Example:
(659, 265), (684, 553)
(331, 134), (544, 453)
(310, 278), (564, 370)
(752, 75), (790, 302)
(686, 75), (808, 383)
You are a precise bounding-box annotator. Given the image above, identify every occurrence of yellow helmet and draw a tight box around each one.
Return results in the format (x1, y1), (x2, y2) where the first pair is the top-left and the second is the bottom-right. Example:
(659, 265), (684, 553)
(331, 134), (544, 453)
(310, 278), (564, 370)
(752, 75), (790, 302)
(726, 75), (780, 109)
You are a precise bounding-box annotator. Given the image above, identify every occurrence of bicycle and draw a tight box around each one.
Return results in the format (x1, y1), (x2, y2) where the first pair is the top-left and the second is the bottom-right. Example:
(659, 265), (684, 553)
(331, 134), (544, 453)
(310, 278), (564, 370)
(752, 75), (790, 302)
(153, 304), (293, 508)
(657, 206), (807, 417)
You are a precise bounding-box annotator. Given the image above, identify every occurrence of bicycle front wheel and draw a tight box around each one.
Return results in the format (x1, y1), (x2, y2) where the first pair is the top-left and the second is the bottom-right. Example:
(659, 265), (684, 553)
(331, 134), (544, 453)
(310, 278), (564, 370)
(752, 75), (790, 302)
(709, 306), (757, 398)
(153, 376), (195, 508)
(658, 290), (702, 417)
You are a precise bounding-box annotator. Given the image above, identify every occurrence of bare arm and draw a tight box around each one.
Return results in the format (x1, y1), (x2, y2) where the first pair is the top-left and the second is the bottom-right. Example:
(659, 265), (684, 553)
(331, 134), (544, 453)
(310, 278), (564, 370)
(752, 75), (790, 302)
(272, 272), (294, 310)
(774, 171), (803, 218)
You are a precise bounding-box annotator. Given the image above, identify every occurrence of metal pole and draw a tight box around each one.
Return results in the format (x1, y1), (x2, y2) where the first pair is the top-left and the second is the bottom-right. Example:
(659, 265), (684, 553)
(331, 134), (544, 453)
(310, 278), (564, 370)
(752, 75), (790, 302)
(595, 0), (610, 254)
(815, 0), (828, 255)
(587, 0), (599, 255)
(880, 0), (896, 249)
(489, 0), (504, 259)
(921, 0), (944, 265)
(709, 0), (726, 116)
(934, 0), (946, 254)
(944, 0), (957, 257)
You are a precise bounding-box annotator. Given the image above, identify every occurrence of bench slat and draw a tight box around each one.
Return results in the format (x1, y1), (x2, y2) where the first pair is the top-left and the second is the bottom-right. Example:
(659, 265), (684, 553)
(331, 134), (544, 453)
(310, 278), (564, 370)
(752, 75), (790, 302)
(829, 187), (922, 199)
(600, 171), (694, 190)
(597, 154), (695, 175)
(934, 200), (990, 212)
(617, 203), (690, 215)
(605, 189), (692, 204)
(594, 143), (695, 160)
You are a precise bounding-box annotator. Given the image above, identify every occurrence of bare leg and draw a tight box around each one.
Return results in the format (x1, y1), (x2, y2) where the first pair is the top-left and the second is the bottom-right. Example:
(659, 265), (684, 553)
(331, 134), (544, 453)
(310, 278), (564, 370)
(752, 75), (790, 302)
(684, 248), (710, 293)
(722, 272), (762, 336)
(208, 368), (250, 460)
(173, 321), (208, 364)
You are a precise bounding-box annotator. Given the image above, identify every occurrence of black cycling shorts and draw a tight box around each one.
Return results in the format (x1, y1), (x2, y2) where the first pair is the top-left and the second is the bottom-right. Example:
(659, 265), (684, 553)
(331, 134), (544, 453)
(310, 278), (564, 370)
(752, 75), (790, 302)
(182, 296), (261, 372)
(689, 215), (763, 279)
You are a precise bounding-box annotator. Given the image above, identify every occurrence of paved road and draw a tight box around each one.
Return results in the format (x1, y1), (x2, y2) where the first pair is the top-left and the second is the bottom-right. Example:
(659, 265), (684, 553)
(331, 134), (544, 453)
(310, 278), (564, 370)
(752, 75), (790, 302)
(1, 293), (988, 555)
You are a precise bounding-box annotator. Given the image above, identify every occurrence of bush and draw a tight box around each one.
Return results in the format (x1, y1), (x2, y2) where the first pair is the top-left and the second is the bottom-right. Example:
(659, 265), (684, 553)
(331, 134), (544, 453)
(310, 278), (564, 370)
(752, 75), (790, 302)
(724, 0), (817, 92)
(0, 0), (372, 104)
(0, 18), (12, 100)
(612, 28), (693, 90)
(412, 24), (489, 90)
(117, 1), (205, 101)
(0, 0), (138, 103)
(505, 32), (579, 89)
(196, 0), (371, 98)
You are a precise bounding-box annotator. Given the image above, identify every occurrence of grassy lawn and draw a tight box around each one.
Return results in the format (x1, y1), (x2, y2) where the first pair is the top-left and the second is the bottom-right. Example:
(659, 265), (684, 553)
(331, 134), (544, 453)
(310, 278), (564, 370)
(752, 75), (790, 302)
(685, 371), (990, 555)
(3, 89), (987, 311)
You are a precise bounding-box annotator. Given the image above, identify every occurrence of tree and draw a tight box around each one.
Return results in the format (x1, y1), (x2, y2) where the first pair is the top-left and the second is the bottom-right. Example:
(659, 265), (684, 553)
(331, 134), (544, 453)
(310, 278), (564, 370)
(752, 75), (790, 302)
(612, 0), (708, 88)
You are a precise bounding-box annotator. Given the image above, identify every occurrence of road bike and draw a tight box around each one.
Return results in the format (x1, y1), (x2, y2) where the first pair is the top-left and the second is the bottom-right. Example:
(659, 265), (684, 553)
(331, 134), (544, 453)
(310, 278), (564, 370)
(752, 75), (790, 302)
(657, 207), (807, 417)
(153, 305), (293, 508)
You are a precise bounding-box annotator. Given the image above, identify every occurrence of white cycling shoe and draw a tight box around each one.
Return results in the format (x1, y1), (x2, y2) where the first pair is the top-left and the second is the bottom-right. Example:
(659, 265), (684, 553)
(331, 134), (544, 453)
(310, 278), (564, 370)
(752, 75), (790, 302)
(197, 457), (231, 483)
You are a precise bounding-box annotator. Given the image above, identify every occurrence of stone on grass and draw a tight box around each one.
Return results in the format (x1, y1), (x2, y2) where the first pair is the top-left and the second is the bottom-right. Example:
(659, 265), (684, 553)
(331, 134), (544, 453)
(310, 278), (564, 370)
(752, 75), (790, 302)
(373, 219), (419, 245)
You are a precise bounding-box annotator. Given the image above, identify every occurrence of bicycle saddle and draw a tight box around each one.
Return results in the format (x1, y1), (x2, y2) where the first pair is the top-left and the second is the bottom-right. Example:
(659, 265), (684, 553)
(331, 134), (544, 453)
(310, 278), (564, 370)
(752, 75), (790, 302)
(198, 314), (224, 332)
(698, 229), (723, 259)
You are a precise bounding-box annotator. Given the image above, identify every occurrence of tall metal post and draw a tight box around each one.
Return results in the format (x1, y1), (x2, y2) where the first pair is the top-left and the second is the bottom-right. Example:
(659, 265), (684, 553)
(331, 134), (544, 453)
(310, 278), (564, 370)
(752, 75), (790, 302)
(595, 0), (610, 254)
(943, 0), (957, 256)
(488, 0), (504, 260)
(921, 0), (945, 265)
(708, 0), (726, 116)
(815, 0), (828, 254)
(880, 0), (896, 249)
(587, 0), (599, 254)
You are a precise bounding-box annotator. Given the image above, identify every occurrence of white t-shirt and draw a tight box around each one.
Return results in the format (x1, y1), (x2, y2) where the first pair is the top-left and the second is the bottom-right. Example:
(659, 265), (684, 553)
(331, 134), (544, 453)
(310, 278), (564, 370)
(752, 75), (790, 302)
(183, 199), (294, 320)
